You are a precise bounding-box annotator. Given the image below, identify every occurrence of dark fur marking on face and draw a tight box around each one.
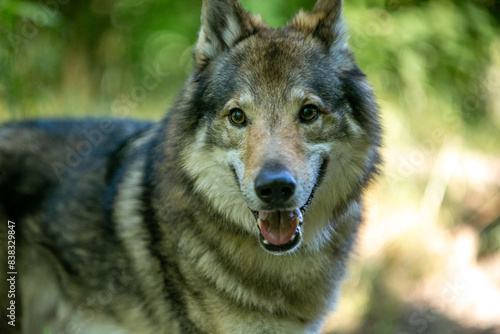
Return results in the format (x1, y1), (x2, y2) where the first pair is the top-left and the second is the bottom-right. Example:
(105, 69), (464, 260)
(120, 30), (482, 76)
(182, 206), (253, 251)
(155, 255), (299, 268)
(338, 66), (383, 186)
(339, 66), (381, 142)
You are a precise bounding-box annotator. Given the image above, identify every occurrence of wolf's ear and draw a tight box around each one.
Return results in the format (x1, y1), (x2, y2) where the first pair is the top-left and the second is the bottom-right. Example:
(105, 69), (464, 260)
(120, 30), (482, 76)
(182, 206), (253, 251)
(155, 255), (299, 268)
(290, 0), (347, 52)
(195, 0), (266, 69)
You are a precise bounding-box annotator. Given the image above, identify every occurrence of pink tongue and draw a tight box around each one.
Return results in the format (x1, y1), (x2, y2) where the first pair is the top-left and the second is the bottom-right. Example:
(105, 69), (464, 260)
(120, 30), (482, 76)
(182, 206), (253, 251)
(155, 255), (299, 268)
(258, 209), (302, 245)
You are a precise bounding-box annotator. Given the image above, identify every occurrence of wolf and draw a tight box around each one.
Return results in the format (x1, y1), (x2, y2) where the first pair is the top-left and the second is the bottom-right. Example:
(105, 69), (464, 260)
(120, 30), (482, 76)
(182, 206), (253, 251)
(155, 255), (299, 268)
(0, 0), (381, 333)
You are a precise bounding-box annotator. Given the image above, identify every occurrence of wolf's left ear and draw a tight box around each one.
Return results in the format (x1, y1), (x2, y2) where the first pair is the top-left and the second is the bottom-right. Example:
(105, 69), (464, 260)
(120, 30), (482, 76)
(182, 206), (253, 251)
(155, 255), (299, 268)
(290, 0), (347, 52)
(195, 0), (266, 69)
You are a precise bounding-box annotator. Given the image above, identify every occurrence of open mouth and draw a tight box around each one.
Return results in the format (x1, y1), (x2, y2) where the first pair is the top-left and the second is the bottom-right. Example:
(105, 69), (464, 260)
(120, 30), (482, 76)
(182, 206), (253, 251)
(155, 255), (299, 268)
(250, 158), (329, 254)
(251, 194), (310, 254)
(255, 209), (303, 253)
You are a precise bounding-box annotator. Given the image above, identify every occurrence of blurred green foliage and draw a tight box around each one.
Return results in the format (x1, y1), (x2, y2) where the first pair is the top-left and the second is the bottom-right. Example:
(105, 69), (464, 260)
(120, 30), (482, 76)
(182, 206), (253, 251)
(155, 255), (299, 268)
(1, 0), (499, 149)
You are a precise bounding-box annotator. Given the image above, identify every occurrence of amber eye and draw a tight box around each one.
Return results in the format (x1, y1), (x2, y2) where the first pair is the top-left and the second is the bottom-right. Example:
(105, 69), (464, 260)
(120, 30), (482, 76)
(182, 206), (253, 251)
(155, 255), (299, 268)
(299, 105), (320, 122)
(229, 108), (247, 126)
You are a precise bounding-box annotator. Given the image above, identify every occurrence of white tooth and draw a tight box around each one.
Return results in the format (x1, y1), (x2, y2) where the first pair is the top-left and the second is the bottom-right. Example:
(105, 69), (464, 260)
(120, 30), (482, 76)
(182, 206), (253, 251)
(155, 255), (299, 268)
(257, 219), (261, 229)
(290, 234), (296, 241)
(296, 210), (303, 223)
(262, 239), (269, 245)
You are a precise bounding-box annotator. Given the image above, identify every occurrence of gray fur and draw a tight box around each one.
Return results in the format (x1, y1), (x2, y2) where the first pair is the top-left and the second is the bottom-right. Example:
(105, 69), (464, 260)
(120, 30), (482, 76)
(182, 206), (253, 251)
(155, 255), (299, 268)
(0, 0), (381, 333)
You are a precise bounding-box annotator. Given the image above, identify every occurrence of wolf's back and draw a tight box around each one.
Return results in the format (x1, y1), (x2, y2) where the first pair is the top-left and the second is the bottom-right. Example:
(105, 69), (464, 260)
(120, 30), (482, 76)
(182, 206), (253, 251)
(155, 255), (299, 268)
(0, 119), (151, 222)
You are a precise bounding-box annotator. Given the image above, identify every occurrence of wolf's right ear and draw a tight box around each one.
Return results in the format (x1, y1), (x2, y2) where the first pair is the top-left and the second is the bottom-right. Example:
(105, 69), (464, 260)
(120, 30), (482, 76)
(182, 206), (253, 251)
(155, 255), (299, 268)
(194, 0), (266, 69)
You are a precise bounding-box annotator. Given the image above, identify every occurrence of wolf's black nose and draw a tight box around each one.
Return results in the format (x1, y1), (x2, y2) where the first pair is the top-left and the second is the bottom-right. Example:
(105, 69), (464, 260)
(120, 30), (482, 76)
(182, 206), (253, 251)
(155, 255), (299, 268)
(255, 165), (296, 205)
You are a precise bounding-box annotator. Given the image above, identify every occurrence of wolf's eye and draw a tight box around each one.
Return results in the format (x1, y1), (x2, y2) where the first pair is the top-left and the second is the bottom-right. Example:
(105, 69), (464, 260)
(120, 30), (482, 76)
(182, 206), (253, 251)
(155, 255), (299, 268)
(299, 105), (320, 122)
(229, 108), (247, 126)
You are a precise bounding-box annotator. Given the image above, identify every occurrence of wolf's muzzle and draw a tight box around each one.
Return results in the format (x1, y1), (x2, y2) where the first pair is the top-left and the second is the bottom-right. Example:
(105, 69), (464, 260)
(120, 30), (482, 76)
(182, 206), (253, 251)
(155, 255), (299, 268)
(252, 163), (303, 254)
(254, 164), (296, 206)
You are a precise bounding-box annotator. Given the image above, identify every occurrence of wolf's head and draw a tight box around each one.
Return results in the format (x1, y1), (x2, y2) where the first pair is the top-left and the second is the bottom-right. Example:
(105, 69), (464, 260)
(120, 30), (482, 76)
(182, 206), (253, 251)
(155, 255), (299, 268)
(177, 0), (381, 254)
